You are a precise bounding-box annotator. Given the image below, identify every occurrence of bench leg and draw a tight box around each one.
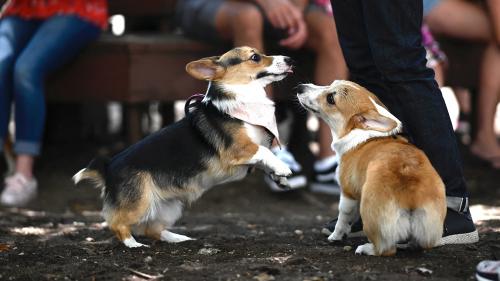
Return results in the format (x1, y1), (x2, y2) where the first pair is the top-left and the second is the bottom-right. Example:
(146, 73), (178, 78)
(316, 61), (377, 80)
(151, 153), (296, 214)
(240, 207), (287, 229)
(126, 104), (142, 143)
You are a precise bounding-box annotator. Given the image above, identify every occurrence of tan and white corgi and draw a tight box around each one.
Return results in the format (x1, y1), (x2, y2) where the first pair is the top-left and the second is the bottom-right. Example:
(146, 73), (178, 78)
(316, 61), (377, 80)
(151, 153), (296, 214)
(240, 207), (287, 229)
(73, 46), (294, 248)
(297, 80), (446, 256)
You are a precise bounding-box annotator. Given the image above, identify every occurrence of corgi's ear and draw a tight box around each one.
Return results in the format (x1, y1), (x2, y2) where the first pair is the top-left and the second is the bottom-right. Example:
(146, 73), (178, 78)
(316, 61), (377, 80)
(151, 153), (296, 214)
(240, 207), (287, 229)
(186, 56), (225, 81)
(352, 110), (398, 132)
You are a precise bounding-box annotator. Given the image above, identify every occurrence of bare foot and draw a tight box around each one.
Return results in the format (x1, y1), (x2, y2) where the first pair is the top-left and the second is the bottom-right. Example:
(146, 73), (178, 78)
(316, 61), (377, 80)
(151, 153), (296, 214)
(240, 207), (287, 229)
(470, 141), (500, 169)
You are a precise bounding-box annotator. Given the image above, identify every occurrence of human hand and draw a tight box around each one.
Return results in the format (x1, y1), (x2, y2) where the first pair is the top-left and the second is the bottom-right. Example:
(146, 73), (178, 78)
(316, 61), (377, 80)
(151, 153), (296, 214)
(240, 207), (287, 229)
(279, 18), (307, 49)
(257, 0), (308, 49)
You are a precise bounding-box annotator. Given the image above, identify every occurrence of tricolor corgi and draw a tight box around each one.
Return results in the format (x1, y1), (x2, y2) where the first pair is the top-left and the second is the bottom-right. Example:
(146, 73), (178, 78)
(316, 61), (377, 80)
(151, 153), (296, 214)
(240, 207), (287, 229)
(73, 46), (293, 248)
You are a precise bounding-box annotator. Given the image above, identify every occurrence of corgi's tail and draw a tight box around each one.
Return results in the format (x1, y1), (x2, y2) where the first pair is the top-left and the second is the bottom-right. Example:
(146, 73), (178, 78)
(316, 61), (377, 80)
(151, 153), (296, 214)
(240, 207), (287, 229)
(72, 156), (110, 189)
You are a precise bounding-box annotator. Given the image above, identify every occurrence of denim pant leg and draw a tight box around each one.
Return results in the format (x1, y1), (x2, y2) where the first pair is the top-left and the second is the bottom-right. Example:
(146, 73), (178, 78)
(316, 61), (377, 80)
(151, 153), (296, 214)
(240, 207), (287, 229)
(331, 0), (469, 211)
(0, 17), (39, 152)
(12, 15), (100, 156)
(331, 0), (408, 128)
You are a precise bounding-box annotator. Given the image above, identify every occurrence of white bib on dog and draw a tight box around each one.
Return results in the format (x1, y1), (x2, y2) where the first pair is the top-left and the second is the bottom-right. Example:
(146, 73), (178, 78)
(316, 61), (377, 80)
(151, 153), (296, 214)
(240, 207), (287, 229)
(228, 103), (281, 146)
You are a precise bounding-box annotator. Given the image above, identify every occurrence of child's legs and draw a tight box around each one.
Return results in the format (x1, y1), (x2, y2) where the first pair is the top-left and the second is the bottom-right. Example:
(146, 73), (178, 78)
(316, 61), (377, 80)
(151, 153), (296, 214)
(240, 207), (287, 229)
(214, 1), (265, 51)
(0, 17), (39, 151)
(13, 15), (100, 157)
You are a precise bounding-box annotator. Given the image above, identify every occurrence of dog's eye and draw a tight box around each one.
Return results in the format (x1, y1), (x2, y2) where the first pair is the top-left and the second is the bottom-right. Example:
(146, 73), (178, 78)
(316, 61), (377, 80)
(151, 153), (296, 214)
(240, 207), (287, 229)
(326, 93), (336, 105)
(250, 54), (261, 62)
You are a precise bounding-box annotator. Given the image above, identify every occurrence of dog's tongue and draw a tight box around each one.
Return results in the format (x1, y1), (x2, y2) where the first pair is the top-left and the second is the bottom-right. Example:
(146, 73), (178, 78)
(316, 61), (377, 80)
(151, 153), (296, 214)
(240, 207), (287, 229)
(228, 103), (281, 146)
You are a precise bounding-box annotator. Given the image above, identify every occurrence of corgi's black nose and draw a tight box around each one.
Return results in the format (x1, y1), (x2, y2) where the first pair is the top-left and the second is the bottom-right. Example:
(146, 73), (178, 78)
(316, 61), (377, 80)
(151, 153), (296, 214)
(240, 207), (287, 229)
(296, 84), (307, 94)
(284, 56), (295, 66)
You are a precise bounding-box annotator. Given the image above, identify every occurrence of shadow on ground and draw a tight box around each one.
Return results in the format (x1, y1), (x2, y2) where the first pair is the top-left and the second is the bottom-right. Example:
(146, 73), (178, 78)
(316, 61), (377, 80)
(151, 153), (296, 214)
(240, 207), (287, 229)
(0, 143), (499, 281)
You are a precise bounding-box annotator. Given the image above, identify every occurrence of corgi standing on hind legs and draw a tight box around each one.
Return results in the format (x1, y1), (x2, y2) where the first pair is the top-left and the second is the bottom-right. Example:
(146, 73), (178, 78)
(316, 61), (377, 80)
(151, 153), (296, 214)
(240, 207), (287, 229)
(73, 47), (294, 248)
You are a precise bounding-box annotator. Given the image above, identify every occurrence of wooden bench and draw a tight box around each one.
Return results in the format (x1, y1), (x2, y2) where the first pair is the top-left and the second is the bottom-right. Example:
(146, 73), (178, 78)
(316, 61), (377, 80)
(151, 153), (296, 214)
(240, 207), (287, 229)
(42, 0), (220, 142)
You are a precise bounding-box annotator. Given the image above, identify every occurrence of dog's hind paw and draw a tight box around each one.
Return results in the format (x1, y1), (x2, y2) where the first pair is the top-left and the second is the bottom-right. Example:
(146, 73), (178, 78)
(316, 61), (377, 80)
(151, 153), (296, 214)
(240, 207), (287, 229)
(160, 230), (195, 243)
(355, 243), (376, 255)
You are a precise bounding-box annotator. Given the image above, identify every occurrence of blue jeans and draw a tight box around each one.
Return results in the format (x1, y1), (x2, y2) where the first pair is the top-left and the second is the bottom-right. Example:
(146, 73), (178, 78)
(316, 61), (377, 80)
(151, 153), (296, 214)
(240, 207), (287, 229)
(0, 15), (100, 156)
(331, 0), (469, 212)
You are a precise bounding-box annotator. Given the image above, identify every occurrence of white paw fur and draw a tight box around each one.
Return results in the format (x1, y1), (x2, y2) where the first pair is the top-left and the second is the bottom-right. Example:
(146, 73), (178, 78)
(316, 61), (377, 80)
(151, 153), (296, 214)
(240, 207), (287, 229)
(355, 243), (376, 255)
(272, 161), (292, 177)
(160, 230), (195, 243)
(328, 221), (352, 241)
(123, 237), (149, 248)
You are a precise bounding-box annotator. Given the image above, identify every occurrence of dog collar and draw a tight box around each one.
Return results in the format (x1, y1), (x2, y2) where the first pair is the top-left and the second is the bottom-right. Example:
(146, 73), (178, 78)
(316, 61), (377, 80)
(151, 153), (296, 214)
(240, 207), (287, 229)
(184, 93), (205, 116)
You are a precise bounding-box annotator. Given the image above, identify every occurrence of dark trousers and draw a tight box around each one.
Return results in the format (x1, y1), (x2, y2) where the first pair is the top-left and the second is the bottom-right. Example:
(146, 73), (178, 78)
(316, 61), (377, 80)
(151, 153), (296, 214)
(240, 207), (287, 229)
(331, 0), (469, 212)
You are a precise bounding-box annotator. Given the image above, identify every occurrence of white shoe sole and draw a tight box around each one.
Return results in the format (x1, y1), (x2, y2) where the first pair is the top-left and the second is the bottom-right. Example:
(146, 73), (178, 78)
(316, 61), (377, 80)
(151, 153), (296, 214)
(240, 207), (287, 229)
(475, 273), (497, 281)
(438, 229), (479, 246)
(310, 182), (341, 195)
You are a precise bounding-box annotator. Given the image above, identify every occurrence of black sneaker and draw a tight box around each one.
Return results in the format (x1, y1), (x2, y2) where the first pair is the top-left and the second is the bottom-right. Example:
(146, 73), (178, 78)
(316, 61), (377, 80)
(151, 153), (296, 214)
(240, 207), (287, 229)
(265, 147), (307, 192)
(439, 208), (479, 245)
(310, 161), (341, 195)
(321, 217), (365, 237)
(476, 260), (500, 281)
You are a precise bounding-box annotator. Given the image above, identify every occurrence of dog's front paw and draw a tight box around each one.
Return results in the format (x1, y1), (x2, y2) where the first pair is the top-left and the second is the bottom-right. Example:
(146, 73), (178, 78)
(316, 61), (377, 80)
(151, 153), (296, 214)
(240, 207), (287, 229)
(270, 173), (290, 189)
(328, 225), (351, 241)
(272, 162), (292, 177)
(328, 231), (344, 241)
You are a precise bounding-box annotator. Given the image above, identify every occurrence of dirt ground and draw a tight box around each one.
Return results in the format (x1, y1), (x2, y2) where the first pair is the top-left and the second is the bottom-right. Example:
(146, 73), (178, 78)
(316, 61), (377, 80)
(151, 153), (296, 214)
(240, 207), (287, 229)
(0, 144), (499, 281)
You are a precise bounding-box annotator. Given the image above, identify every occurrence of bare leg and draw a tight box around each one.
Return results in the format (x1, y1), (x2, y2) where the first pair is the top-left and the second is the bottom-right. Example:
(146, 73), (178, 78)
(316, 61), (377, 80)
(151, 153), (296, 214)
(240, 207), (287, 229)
(214, 2), (275, 101)
(486, 0), (500, 44)
(214, 2), (265, 52)
(15, 154), (34, 179)
(472, 43), (500, 167)
(305, 11), (348, 159)
(426, 0), (492, 42)
(426, 0), (500, 168)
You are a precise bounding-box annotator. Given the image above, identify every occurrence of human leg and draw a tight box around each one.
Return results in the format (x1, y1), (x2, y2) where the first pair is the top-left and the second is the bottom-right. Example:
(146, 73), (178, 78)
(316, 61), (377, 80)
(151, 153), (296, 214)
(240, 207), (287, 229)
(471, 43), (500, 168)
(13, 15), (100, 159)
(425, 0), (500, 168)
(1, 16), (99, 207)
(214, 1), (265, 51)
(362, 0), (476, 243)
(426, 0), (492, 42)
(301, 10), (348, 194)
(361, 0), (469, 202)
(304, 10), (347, 160)
(0, 17), (40, 206)
(0, 17), (39, 153)
(330, 0), (477, 244)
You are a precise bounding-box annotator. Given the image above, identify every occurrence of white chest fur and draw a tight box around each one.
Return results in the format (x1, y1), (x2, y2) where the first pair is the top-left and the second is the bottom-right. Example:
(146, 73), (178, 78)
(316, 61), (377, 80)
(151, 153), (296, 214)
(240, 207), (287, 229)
(244, 123), (271, 147)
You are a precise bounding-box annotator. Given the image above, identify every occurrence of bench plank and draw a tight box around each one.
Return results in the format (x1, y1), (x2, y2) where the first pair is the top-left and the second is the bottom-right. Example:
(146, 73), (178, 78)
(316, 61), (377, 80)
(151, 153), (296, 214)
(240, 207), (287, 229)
(47, 34), (219, 102)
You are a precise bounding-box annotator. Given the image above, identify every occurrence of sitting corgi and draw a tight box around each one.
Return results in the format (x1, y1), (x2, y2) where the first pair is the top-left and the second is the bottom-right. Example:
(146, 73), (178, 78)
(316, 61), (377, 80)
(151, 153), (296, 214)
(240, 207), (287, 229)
(73, 47), (293, 248)
(297, 80), (446, 256)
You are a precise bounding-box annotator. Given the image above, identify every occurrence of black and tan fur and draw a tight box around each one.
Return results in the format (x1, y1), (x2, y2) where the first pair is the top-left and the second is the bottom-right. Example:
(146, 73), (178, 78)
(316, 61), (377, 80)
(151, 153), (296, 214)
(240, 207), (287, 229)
(73, 47), (294, 248)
